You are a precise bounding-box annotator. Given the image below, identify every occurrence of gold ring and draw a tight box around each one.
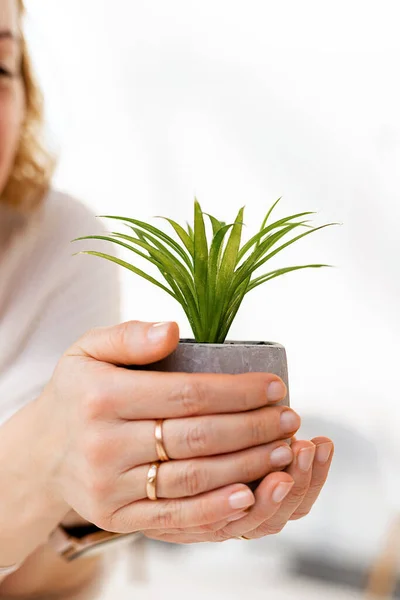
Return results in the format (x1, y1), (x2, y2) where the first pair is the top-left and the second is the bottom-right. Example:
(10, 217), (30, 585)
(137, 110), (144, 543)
(237, 535), (250, 540)
(155, 419), (170, 462)
(146, 462), (160, 501)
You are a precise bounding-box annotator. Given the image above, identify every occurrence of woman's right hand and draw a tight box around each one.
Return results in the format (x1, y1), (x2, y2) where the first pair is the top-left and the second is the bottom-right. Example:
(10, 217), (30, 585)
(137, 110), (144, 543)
(39, 320), (301, 534)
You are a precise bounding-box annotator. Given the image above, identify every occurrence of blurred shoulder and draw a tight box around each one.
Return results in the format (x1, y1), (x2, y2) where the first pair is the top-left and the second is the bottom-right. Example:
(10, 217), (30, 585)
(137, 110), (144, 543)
(40, 189), (107, 240)
(33, 189), (120, 295)
(34, 188), (116, 268)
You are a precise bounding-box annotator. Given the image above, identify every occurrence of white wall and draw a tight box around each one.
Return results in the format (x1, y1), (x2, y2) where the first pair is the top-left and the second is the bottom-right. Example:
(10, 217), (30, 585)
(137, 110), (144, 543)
(24, 0), (400, 445)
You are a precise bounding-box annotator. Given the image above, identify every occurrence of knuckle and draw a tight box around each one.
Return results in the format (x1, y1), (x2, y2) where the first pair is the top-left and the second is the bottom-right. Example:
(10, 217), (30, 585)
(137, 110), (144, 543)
(85, 472), (112, 499)
(184, 423), (209, 455)
(82, 386), (110, 421)
(290, 508), (311, 521)
(113, 321), (138, 355)
(238, 455), (258, 482)
(211, 531), (230, 543)
(289, 485), (308, 503)
(248, 449), (269, 478)
(82, 432), (110, 468)
(239, 374), (263, 410)
(263, 522), (285, 536)
(308, 481), (323, 496)
(195, 498), (215, 524)
(178, 463), (208, 496)
(155, 500), (181, 529)
(248, 410), (268, 444)
(177, 378), (204, 416)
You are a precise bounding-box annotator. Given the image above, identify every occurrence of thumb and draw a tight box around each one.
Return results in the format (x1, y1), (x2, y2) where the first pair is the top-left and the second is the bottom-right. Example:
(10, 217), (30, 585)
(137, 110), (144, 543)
(68, 320), (180, 366)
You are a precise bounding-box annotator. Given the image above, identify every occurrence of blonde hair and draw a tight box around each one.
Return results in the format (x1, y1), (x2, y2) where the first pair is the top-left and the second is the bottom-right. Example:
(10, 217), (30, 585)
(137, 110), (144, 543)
(1, 0), (55, 212)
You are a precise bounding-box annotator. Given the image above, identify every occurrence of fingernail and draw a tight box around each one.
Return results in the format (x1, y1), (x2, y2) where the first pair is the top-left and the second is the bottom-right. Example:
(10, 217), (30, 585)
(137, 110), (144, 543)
(267, 380), (286, 402)
(229, 489), (255, 510)
(297, 447), (315, 472)
(270, 446), (293, 467)
(147, 322), (170, 343)
(227, 511), (248, 522)
(280, 410), (301, 434)
(316, 442), (333, 464)
(272, 481), (294, 504)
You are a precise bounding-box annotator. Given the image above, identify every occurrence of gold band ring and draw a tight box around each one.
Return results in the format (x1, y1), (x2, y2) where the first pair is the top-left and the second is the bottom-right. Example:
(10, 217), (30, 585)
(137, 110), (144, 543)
(146, 462), (160, 501)
(155, 419), (170, 462)
(237, 535), (250, 540)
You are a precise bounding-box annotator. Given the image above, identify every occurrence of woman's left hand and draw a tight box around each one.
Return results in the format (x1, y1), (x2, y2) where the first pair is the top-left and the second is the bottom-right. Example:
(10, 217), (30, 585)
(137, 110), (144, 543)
(143, 437), (333, 543)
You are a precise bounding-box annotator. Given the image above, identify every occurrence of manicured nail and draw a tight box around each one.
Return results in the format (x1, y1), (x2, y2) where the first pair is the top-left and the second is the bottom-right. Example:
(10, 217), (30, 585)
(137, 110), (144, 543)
(229, 489), (255, 510)
(227, 511), (249, 522)
(280, 410), (301, 434)
(147, 322), (170, 343)
(267, 380), (286, 402)
(316, 442), (333, 464)
(270, 445), (293, 467)
(297, 447), (315, 472)
(272, 481), (294, 504)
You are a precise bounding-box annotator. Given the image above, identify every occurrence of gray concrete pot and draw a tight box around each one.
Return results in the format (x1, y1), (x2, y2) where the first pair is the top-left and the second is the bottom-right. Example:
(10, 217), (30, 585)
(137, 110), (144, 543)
(133, 339), (290, 490)
(135, 339), (290, 409)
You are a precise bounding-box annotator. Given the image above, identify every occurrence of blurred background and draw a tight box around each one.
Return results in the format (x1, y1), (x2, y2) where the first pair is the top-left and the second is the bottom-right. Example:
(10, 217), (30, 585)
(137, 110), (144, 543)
(25, 0), (400, 597)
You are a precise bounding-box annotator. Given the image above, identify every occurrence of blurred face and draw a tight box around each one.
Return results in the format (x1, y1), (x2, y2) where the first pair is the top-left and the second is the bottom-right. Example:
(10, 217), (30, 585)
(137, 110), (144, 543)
(0, 0), (24, 197)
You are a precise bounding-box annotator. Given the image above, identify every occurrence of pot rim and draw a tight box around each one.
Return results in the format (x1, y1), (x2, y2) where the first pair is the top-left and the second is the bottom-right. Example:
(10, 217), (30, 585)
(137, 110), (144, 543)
(179, 338), (284, 348)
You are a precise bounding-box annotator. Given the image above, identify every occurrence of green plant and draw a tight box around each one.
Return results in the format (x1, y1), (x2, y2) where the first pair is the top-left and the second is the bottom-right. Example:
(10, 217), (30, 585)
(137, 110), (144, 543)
(73, 198), (336, 343)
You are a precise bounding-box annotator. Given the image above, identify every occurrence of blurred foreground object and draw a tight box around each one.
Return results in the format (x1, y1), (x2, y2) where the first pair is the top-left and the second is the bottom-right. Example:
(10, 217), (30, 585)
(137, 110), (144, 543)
(365, 515), (400, 599)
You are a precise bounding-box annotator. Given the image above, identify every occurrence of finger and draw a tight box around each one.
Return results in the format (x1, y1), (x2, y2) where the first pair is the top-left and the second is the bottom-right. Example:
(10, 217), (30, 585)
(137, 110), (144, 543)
(109, 406), (299, 469)
(68, 320), (180, 365)
(162, 406), (299, 460)
(290, 437), (334, 521)
(107, 369), (288, 420)
(143, 508), (253, 536)
(144, 530), (209, 544)
(106, 484), (255, 534)
(142, 471), (296, 540)
(215, 471), (295, 539)
(114, 442), (293, 504)
(69, 321), (288, 420)
(242, 440), (315, 539)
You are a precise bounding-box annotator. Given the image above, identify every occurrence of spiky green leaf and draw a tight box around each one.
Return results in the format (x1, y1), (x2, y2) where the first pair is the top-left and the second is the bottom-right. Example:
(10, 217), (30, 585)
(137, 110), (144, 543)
(156, 217), (194, 258)
(208, 207), (245, 341)
(74, 201), (337, 344)
(248, 264), (331, 292)
(204, 213), (224, 237)
(237, 212), (315, 263)
(99, 215), (191, 271)
(187, 222), (194, 240)
(193, 200), (209, 337)
(248, 223), (337, 278)
(73, 251), (176, 298)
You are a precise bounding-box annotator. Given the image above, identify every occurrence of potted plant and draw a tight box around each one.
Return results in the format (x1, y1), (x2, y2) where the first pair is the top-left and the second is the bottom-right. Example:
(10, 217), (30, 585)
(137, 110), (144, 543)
(73, 198), (335, 411)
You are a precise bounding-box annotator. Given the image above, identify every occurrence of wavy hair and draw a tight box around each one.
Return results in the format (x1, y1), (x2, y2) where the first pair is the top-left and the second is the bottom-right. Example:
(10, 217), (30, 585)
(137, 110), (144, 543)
(1, 0), (55, 212)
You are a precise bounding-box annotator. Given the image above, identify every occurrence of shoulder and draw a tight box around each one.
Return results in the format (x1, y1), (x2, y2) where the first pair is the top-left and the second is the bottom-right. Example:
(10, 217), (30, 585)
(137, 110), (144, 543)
(35, 189), (116, 273)
(29, 189), (122, 314)
(40, 189), (107, 241)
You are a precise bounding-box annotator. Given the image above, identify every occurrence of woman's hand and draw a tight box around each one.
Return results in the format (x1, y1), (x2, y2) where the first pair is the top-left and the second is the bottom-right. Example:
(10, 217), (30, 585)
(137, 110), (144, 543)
(143, 437), (333, 543)
(38, 320), (301, 536)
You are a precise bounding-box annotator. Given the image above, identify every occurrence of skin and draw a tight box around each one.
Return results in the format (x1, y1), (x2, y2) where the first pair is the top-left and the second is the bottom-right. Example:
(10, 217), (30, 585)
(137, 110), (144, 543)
(0, 320), (333, 598)
(0, 1), (333, 596)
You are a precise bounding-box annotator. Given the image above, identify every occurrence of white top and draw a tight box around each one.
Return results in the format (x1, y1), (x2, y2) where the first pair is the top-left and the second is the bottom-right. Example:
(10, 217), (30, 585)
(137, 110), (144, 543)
(0, 190), (121, 426)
